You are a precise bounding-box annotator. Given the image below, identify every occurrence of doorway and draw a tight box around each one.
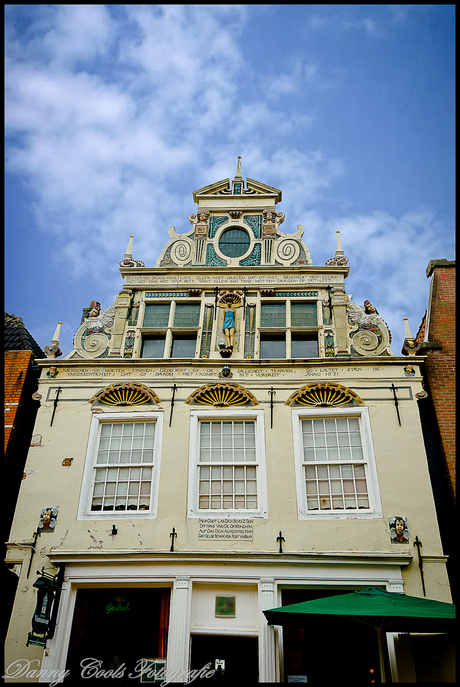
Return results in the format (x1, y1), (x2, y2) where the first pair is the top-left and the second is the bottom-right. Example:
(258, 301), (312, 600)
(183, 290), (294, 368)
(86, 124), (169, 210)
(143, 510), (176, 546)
(281, 589), (384, 683)
(190, 634), (258, 684)
(65, 587), (170, 683)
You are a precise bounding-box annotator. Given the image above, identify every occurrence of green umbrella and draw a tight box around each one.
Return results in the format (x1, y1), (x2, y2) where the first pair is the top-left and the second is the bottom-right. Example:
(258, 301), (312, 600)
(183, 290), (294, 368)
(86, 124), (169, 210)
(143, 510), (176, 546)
(263, 587), (455, 682)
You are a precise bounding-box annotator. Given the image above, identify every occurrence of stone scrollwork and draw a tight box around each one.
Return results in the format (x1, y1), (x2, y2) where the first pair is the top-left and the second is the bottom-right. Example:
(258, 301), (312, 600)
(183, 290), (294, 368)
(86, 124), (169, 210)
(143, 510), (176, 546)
(276, 238), (300, 265)
(346, 296), (393, 356)
(170, 238), (193, 265)
(73, 303), (117, 359)
(157, 226), (194, 267)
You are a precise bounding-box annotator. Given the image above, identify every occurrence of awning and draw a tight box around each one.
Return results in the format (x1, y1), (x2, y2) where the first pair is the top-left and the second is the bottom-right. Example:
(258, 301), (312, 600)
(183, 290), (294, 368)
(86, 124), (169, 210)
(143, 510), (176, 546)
(263, 587), (455, 682)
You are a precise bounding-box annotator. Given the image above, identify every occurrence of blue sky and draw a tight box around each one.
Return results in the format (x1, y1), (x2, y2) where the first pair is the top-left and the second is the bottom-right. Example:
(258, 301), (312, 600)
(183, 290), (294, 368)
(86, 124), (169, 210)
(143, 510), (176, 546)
(5, 5), (455, 357)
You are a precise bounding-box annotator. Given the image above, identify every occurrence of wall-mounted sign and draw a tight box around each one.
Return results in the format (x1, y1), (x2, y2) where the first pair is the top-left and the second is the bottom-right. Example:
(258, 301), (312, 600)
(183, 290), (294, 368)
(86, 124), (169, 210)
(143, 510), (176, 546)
(215, 596), (236, 617)
(198, 519), (253, 540)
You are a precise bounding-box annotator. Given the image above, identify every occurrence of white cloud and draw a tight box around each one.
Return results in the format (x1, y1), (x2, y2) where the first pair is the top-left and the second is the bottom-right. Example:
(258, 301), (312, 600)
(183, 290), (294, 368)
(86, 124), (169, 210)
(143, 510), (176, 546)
(301, 209), (454, 348)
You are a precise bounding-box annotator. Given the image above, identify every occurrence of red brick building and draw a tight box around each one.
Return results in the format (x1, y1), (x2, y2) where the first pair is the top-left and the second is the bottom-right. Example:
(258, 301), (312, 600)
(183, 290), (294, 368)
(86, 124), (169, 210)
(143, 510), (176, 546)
(4, 314), (45, 642)
(414, 260), (456, 600)
(416, 260), (456, 500)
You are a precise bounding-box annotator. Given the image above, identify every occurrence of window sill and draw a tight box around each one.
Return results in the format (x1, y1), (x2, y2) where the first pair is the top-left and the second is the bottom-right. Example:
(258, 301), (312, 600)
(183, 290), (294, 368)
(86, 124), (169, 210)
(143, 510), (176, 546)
(188, 511), (267, 519)
(298, 510), (383, 520)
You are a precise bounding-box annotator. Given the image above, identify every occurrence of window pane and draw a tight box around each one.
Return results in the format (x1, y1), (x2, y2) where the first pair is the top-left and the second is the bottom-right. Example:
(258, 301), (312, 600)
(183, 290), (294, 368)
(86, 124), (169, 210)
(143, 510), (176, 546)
(218, 228), (250, 257)
(197, 421), (259, 510)
(260, 303), (286, 327)
(144, 304), (170, 327)
(260, 334), (285, 358)
(291, 302), (317, 327)
(141, 336), (165, 358)
(302, 420), (369, 512)
(291, 334), (319, 358)
(174, 303), (201, 327)
(171, 334), (196, 358)
(91, 422), (155, 512)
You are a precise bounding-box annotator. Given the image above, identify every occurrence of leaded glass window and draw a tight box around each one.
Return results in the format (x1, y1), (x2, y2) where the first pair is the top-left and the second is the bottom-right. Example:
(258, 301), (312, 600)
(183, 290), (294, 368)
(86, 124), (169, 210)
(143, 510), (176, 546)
(291, 302), (317, 327)
(144, 304), (170, 327)
(260, 303), (286, 328)
(173, 303), (201, 327)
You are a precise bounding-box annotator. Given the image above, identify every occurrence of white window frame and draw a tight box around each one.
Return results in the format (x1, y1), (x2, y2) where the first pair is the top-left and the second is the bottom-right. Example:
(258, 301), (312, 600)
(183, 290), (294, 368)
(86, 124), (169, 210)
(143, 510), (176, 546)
(292, 406), (382, 520)
(77, 411), (163, 520)
(187, 408), (268, 519)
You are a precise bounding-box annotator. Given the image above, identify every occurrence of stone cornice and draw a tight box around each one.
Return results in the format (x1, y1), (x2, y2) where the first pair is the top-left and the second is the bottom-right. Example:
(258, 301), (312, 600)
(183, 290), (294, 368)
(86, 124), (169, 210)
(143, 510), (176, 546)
(44, 549), (413, 567)
(35, 356), (426, 369)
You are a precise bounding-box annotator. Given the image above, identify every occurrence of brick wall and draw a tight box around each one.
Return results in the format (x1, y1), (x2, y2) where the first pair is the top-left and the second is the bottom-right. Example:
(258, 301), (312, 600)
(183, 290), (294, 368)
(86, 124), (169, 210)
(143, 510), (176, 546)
(424, 263), (456, 500)
(4, 350), (35, 453)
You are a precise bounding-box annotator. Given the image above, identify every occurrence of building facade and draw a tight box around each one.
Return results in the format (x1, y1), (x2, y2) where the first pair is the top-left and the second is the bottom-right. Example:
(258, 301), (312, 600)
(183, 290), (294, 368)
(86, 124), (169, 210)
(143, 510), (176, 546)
(5, 165), (453, 683)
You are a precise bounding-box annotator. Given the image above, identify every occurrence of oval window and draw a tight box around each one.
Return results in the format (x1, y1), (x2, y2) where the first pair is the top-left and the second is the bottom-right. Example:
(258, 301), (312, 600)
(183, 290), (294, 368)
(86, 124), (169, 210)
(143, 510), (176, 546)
(218, 228), (250, 258)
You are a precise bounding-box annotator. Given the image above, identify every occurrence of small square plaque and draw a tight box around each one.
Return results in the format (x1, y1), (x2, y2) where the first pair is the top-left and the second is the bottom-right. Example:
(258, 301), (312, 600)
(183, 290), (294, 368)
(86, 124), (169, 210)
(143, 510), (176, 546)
(215, 595), (236, 617)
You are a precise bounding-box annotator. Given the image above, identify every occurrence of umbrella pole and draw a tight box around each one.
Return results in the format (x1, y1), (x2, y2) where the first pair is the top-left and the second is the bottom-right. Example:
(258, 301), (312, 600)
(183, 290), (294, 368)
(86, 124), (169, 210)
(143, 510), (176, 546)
(376, 627), (386, 683)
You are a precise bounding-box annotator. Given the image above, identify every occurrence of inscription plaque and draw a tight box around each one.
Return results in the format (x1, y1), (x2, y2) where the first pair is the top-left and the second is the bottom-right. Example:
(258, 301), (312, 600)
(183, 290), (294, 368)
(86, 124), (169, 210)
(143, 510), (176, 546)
(198, 518), (253, 540)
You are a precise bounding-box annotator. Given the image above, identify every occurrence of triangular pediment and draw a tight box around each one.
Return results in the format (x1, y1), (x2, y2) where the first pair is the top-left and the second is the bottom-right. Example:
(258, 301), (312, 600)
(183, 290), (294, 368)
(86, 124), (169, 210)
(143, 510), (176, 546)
(193, 177), (282, 203)
(245, 178), (282, 201)
(193, 179), (231, 201)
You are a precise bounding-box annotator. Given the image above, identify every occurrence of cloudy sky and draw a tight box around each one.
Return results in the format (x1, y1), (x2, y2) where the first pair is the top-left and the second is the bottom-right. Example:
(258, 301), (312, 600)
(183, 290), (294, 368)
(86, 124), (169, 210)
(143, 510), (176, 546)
(5, 5), (455, 357)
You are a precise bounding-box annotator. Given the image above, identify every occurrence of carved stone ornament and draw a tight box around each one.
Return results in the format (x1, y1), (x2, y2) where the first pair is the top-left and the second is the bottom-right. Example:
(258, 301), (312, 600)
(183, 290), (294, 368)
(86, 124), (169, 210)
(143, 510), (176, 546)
(285, 383), (364, 407)
(185, 383), (258, 407)
(38, 507), (58, 532)
(389, 516), (409, 543)
(89, 382), (161, 406)
(401, 338), (421, 356)
(72, 302), (117, 359)
(346, 296), (393, 356)
(325, 255), (349, 266)
(44, 344), (62, 359)
(119, 257), (145, 267)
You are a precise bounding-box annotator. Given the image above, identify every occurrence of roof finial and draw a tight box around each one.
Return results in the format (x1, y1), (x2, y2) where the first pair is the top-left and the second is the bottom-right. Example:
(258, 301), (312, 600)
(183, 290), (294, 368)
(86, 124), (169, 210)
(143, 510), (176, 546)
(401, 316), (421, 356)
(51, 321), (62, 345)
(235, 156), (242, 179)
(335, 230), (344, 256)
(125, 235), (134, 260)
(403, 317), (412, 340)
(44, 322), (62, 359)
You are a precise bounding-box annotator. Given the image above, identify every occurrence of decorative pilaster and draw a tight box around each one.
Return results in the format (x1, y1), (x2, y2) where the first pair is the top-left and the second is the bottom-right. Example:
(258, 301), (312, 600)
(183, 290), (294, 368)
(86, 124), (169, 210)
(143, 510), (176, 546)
(331, 285), (350, 355)
(166, 577), (191, 681)
(259, 578), (278, 683)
